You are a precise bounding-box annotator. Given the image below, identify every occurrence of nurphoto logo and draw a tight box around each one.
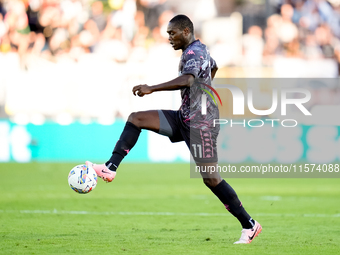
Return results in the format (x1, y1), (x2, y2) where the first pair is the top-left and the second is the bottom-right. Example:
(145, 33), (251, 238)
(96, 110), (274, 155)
(201, 84), (312, 128)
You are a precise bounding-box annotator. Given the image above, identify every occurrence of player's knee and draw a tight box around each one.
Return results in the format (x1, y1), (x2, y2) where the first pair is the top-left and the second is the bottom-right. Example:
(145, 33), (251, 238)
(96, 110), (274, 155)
(127, 112), (142, 127)
(203, 178), (221, 188)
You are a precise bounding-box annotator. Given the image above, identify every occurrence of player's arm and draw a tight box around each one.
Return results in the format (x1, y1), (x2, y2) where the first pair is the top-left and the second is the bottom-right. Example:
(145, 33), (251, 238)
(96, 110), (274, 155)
(211, 66), (218, 80)
(132, 74), (194, 97)
(210, 57), (218, 80)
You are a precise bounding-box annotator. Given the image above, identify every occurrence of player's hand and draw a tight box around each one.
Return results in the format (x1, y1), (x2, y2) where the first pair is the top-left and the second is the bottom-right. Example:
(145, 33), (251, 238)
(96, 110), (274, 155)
(132, 84), (153, 97)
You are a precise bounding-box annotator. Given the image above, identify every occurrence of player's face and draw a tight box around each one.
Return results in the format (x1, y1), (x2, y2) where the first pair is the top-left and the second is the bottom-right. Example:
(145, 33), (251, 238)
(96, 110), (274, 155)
(167, 22), (186, 50)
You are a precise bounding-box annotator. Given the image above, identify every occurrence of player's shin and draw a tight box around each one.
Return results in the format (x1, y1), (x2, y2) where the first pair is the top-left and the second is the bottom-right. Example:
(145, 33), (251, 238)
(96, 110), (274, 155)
(106, 122), (141, 170)
(207, 179), (255, 229)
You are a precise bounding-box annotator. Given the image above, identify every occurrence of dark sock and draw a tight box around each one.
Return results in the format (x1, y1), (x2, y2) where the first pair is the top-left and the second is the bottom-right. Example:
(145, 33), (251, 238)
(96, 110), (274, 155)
(209, 179), (255, 229)
(105, 122), (141, 171)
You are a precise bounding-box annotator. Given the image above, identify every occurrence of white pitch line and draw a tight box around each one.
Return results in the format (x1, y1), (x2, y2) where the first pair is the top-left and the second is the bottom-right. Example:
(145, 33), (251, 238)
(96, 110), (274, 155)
(0, 209), (339, 218)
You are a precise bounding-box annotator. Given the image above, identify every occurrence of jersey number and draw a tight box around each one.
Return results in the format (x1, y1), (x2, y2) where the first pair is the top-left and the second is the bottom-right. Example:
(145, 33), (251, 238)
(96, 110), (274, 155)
(192, 144), (202, 158)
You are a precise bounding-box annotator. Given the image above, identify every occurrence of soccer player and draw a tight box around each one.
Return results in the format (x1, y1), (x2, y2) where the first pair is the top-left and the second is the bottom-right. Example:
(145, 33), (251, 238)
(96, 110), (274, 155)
(86, 14), (262, 244)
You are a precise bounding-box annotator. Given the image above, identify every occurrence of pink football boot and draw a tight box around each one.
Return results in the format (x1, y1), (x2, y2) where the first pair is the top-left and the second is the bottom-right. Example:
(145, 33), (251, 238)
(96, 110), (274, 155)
(234, 221), (262, 244)
(86, 161), (116, 183)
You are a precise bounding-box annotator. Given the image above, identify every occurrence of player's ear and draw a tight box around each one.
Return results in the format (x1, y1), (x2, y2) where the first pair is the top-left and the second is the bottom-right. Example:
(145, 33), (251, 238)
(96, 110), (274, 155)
(183, 27), (190, 36)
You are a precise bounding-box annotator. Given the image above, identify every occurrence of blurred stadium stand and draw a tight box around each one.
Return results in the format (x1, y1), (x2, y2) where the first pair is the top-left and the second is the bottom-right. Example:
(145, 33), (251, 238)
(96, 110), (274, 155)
(0, 0), (339, 124)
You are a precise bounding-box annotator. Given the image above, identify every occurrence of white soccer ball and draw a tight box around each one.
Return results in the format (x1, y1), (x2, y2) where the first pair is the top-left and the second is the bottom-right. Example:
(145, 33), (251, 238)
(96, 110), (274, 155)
(68, 164), (97, 194)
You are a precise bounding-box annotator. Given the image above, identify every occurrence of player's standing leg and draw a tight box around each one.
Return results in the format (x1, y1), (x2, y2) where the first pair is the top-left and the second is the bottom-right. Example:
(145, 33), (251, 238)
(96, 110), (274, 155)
(197, 162), (262, 244)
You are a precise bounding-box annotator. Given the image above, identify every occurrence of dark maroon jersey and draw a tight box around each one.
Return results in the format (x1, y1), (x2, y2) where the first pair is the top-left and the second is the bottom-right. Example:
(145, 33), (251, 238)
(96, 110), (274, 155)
(178, 40), (219, 130)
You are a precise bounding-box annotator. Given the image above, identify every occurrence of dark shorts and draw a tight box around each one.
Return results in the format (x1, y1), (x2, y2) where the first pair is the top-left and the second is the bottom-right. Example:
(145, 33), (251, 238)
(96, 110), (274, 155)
(157, 110), (218, 163)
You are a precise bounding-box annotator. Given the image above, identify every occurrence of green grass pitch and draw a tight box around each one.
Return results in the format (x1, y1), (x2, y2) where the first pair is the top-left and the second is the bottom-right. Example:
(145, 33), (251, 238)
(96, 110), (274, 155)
(0, 162), (339, 254)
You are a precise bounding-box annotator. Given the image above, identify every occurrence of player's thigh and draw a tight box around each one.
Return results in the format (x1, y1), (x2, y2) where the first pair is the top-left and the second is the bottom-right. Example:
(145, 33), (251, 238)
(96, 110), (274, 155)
(158, 110), (183, 142)
(188, 128), (218, 163)
(128, 110), (160, 132)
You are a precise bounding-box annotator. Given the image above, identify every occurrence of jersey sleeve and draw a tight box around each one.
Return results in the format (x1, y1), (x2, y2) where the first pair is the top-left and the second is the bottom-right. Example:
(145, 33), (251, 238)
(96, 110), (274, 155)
(181, 49), (202, 78)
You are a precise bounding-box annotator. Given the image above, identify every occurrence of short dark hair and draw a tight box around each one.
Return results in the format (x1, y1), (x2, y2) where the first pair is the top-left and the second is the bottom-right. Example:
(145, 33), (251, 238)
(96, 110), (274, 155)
(169, 14), (194, 34)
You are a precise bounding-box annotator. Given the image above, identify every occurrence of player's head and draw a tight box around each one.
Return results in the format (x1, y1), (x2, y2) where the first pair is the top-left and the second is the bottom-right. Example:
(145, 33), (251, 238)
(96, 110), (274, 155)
(167, 14), (194, 50)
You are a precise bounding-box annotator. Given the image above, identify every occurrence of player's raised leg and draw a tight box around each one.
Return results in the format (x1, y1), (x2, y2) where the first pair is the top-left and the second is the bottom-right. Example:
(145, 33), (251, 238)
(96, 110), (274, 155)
(197, 162), (262, 244)
(87, 110), (160, 182)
